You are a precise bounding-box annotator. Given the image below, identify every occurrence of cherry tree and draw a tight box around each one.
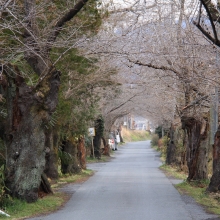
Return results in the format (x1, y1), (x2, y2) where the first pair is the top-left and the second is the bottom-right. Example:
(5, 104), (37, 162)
(0, 0), (102, 202)
(83, 0), (220, 182)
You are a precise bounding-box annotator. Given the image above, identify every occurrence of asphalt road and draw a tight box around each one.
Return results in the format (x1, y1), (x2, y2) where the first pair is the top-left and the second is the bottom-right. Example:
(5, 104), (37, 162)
(28, 141), (219, 220)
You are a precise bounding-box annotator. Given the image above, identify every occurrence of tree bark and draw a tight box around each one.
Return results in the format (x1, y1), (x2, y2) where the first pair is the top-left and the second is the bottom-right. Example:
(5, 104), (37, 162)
(181, 116), (209, 181)
(60, 139), (81, 174)
(4, 65), (60, 202)
(207, 125), (220, 192)
(0, 115), (6, 167)
(93, 135), (101, 159)
(77, 137), (86, 170)
(44, 129), (59, 179)
(38, 173), (53, 198)
(93, 116), (104, 159)
(180, 129), (187, 171)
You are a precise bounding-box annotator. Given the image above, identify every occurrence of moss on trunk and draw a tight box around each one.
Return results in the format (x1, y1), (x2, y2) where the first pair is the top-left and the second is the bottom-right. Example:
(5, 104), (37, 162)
(60, 139), (81, 174)
(4, 65), (60, 202)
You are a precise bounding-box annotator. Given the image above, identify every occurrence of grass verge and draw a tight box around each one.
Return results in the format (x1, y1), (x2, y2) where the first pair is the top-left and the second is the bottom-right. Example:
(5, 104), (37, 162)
(160, 164), (187, 180)
(86, 155), (111, 163)
(0, 193), (64, 220)
(0, 169), (94, 220)
(160, 164), (220, 216)
(176, 181), (220, 215)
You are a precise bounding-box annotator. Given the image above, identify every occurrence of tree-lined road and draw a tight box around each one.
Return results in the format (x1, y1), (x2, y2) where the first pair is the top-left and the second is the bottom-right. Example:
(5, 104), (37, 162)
(28, 141), (219, 220)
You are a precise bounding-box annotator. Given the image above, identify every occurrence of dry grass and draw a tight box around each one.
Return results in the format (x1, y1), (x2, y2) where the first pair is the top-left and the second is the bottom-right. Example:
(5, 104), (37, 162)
(121, 128), (150, 142)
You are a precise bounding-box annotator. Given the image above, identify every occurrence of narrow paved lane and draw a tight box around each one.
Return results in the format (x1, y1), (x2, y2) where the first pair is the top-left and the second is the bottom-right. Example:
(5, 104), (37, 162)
(28, 141), (219, 220)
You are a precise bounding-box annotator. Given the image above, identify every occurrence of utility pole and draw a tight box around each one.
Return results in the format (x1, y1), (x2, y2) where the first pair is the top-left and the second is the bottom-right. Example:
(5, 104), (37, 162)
(210, 49), (219, 145)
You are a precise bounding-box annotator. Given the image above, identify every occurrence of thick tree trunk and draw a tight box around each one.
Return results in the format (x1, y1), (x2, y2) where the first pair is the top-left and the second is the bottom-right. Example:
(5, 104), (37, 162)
(60, 139), (81, 174)
(169, 126), (187, 171)
(93, 135), (101, 159)
(77, 137), (86, 170)
(196, 132), (209, 179)
(93, 116), (104, 159)
(4, 65), (60, 202)
(5, 112), (46, 202)
(207, 125), (220, 192)
(181, 116), (209, 181)
(44, 129), (59, 179)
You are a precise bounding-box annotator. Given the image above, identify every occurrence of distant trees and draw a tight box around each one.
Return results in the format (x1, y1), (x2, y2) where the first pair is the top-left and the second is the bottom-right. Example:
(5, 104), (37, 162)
(87, 0), (220, 187)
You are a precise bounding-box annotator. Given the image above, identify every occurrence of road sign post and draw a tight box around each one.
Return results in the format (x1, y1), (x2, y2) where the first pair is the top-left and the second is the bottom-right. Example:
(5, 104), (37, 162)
(88, 128), (95, 158)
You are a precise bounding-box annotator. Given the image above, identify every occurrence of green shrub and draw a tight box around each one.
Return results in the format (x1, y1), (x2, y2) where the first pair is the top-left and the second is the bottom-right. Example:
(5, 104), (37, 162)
(0, 139), (8, 207)
(151, 134), (159, 146)
(162, 135), (169, 147)
(159, 135), (169, 156)
(155, 126), (162, 138)
(0, 165), (7, 207)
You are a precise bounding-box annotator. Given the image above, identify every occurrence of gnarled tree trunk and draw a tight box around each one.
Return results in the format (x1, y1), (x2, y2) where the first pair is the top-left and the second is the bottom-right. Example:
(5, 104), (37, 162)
(1, 0), (88, 203)
(4, 65), (60, 202)
(181, 116), (209, 181)
(60, 139), (81, 174)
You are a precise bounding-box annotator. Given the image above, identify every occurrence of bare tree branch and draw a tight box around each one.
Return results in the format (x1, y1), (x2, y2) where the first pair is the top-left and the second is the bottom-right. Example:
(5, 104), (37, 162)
(107, 88), (146, 114)
(0, 0), (14, 18)
(194, 0), (220, 46)
(47, 0), (89, 51)
(182, 95), (209, 111)
(109, 1), (157, 14)
(128, 59), (182, 78)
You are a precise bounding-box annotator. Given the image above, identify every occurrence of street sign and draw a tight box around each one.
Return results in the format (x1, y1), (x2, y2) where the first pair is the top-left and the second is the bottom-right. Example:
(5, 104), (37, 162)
(88, 127), (95, 136)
